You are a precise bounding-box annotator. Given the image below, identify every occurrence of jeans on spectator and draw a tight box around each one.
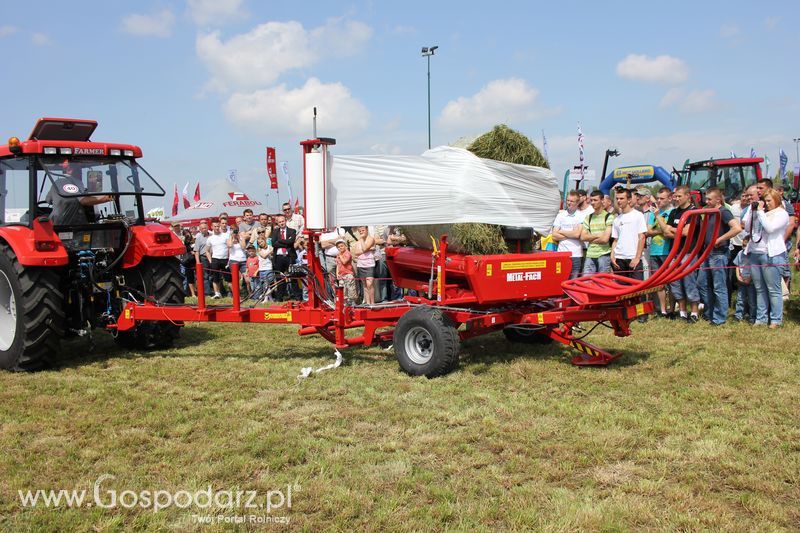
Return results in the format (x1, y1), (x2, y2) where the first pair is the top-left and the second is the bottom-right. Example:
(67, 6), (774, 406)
(582, 254), (611, 275)
(749, 251), (785, 325)
(612, 258), (644, 280)
(200, 256), (213, 295)
(569, 256), (582, 279)
(257, 270), (275, 300)
(179, 263), (188, 294)
(700, 251), (729, 324)
(321, 252), (338, 298)
(374, 259), (389, 302)
(734, 279), (756, 322)
(668, 259), (699, 303)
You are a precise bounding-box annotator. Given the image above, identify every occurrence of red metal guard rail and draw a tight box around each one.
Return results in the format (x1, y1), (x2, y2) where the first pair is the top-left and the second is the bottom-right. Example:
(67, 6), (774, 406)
(561, 208), (721, 305)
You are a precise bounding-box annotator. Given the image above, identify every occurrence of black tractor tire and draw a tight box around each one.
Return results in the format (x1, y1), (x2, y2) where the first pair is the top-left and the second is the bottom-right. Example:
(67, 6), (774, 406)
(393, 306), (460, 377)
(115, 257), (185, 350)
(503, 326), (553, 344)
(0, 244), (65, 371)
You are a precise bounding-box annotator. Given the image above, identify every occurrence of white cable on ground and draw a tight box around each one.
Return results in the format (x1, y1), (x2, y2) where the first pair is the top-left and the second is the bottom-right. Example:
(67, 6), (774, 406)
(298, 349), (343, 379)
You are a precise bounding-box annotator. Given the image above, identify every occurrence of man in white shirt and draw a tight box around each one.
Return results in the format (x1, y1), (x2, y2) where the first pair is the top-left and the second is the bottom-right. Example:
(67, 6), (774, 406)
(283, 202), (305, 233)
(552, 191), (587, 279)
(204, 220), (230, 299)
(610, 189), (647, 281)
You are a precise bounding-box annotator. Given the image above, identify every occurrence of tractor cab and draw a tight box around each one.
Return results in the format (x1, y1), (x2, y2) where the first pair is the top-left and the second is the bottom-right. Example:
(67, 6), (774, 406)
(677, 157), (762, 204)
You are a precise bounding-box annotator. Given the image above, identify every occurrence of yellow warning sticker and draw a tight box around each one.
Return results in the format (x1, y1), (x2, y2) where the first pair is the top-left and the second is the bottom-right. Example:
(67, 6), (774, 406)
(500, 260), (546, 270)
(556, 262), (562, 274)
(536, 313), (544, 324)
(486, 264), (492, 277)
(124, 309), (131, 320)
(264, 311), (293, 322)
(82, 233), (91, 243)
(635, 303), (645, 316)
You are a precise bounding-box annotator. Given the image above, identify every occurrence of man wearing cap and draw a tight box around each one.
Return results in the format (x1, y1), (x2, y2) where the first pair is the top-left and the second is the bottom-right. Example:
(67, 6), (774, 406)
(47, 160), (112, 225)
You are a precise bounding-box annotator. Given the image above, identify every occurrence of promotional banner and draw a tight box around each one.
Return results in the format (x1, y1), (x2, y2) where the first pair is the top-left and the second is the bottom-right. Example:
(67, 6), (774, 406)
(171, 184), (179, 216)
(182, 182), (191, 209)
(267, 148), (278, 190)
(280, 161), (293, 203)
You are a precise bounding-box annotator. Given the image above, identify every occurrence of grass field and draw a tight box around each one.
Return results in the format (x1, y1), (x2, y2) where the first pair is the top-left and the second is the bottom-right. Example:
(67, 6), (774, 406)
(1, 297), (799, 531)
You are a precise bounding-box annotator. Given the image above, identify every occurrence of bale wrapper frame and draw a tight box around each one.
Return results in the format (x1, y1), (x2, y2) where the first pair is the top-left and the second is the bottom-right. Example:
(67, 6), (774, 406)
(116, 138), (720, 377)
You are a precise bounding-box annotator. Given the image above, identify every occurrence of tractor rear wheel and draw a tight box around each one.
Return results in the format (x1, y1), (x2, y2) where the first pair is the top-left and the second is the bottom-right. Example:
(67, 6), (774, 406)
(393, 306), (460, 377)
(115, 257), (185, 350)
(503, 326), (553, 344)
(0, 244), (65, 371)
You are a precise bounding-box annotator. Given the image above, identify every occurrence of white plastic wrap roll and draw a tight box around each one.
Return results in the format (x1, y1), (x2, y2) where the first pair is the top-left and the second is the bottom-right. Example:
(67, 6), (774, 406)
(304, 151), (326, 230)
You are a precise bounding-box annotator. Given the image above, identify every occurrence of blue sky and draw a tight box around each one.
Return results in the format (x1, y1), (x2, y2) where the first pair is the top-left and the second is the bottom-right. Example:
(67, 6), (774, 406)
(2, 1), (798, 213)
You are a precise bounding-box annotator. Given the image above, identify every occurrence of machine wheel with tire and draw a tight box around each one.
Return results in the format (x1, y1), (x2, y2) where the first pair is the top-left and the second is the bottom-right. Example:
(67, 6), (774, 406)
(393, 306), (460, 377)
(115, 257), (185, 350)
(0, 244), (65, 371)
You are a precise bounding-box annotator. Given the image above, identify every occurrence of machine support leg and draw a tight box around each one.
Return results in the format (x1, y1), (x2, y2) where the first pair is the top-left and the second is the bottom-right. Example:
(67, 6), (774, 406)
(231, 262), (240, 311)
(196, 262), (205, 310)
(548, 324), (622, 366)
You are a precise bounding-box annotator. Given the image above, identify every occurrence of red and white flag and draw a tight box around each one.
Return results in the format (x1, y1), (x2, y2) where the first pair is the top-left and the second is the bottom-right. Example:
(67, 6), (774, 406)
(182, 182), (191, 209)
(171, 184), (179, 216)
(294, 198), (300, 214)
(266, 147), (278, 190)
(194, 181), (201, 202)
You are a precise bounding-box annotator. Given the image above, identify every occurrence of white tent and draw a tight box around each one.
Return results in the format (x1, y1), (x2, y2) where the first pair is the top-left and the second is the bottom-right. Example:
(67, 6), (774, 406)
(167, 180), (270, 223)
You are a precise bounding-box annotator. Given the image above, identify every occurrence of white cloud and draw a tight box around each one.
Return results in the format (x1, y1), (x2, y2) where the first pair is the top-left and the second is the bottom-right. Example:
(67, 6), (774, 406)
(0, 25), (17, 38)
(680, 89), (717, 113)
(764, 17), (779, 30)
(616, 54), (688, 84)
(121, 9), (175, 38)
(31, 33), (51, 46)
(719, 24), (740, 39)
(187, 0), (245, 26)
(658, 88), (718, 114)
(392, 25), (417, 35)
(197, 18), (372, 91)
(659, 87), (685, 108)
(223, 78), (370, 137)
(438, 78), (557, 130)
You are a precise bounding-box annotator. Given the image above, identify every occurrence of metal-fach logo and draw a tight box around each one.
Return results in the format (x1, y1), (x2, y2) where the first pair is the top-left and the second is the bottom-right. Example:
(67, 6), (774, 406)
(17, 474), (298, 523)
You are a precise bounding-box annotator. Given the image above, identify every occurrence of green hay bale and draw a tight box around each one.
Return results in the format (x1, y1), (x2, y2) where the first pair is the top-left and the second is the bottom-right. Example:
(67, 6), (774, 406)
(402, 125), (544, 254)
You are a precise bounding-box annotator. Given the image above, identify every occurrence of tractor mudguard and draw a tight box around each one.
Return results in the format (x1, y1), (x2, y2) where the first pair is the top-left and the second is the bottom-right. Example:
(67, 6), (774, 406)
(0, 218), (68, 267)
(121, 223), (185, 269)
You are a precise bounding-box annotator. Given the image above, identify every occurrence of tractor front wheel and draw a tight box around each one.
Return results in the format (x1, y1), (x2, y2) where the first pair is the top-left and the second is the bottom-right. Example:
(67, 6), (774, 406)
(393, 306), (460, 377)
(115, 257), (185, 350)
(0, 244), (65, 371)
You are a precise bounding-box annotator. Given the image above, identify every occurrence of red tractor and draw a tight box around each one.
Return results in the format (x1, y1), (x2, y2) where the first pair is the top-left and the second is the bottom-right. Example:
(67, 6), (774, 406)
(676, 156), (763, 204)
(0, 118), (186, 371)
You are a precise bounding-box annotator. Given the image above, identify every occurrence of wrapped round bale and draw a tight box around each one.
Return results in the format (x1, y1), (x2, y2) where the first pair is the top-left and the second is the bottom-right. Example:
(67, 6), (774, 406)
(402, 125), (549, 255)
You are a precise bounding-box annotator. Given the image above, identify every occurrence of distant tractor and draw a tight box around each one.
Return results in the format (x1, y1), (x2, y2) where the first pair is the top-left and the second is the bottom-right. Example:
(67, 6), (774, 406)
(0, 118), (186, 371)
(675, 157), (763, 204)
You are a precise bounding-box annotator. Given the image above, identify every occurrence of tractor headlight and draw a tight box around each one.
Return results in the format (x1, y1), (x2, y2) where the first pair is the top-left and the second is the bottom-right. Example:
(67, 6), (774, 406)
(123, 150), (134, 157)
(44, 147), (57, 154)
(109, 149), (121, 156)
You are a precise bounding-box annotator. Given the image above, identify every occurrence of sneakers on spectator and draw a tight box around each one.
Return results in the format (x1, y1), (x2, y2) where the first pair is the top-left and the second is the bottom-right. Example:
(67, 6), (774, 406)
(687, 314), (699, 323)
(211, 293), (221, 299)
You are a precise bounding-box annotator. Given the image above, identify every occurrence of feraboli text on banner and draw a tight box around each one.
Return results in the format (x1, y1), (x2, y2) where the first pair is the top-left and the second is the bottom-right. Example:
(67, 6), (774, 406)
(267, 147), (278, 190)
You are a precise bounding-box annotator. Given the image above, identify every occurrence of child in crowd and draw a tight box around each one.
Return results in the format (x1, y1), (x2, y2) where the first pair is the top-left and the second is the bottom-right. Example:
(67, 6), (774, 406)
(256, 236), (274, 301)
(245, 245), (260, 299)
(733, 237), (756, 323)
(335, 239), (357, 304)
(295, 236), (309, 301)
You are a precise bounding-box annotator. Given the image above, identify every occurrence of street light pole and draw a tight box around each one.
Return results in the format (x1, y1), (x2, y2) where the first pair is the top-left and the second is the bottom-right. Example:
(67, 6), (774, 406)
(793, 138), (800, 163)
(421, 45), (438, 150)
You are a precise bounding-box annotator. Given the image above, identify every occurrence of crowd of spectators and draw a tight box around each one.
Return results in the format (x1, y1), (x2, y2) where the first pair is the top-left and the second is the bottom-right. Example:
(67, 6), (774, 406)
(552, 181), (796, 328)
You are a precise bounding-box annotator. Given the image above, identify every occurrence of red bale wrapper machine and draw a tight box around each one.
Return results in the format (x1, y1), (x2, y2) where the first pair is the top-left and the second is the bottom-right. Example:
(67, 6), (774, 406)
(116, 138), (719, 377)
